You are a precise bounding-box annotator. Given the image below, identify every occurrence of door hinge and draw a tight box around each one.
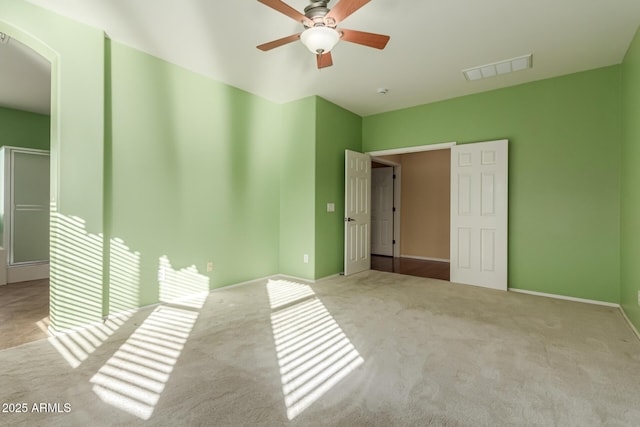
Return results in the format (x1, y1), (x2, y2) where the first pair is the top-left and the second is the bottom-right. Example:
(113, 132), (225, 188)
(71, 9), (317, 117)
(392, 207), (396, 212)
(393, 240), (396, 245)
(393, 174), (396, 179)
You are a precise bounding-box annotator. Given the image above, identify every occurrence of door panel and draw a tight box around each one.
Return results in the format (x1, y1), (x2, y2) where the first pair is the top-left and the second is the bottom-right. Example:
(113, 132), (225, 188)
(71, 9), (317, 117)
(344, 150), (371, 275)
(450, 140), (508, 290)
(371, 167), (393, 256)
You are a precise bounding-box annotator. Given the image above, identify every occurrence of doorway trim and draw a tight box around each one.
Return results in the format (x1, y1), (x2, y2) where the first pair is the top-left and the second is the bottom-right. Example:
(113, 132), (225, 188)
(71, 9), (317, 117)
(368, 141), (457, 157)
(368, 142), (457, 260)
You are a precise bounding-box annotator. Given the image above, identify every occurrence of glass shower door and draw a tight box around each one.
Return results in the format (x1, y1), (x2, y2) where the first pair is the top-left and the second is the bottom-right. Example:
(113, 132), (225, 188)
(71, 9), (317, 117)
(11, 150), (50, 265)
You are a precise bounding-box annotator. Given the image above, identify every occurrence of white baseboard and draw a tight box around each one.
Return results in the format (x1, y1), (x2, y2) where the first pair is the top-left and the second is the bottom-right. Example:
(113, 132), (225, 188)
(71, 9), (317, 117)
(51, 271), (345, 335)
(619, 307), (640, 341)
(400, 255), (450, 263)
(509, 288), (620, 308)
(49, 317), (109, 337)
(102, 273), (337, 323)
(314, 273), (343, 282)
(211, 275), (277, 291)
(52, 275), (278, 335)
(272, 274), (316, 284)
(8, 263), (49, 283)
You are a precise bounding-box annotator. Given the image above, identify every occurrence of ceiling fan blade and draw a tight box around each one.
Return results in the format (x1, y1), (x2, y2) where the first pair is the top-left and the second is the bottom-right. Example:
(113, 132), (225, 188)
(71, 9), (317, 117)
(257, 33), (301, 51)
(258, 0), (311, 25)
(339, 28), (390, 49)
(326, 0), (371, 23)
(316, 51), (333, 69)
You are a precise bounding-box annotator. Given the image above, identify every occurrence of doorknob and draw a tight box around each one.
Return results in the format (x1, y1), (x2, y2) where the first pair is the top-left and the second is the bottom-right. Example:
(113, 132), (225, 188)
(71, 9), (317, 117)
(345, 217), (355, 222)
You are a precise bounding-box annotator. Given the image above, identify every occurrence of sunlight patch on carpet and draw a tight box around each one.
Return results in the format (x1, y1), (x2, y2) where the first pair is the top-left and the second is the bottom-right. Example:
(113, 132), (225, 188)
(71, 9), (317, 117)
(91, 306), (198, 419)
(90, 256), (209, 420)
(267, 279), (363, 420)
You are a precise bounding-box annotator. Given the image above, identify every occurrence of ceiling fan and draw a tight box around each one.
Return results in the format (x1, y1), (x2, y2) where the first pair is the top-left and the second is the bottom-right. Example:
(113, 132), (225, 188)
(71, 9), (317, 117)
(257, 0), (390, 69)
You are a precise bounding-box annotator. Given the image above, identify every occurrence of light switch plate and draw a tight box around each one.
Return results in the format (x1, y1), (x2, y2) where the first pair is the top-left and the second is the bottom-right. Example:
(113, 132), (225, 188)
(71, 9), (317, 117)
(327, 203), (335, 212)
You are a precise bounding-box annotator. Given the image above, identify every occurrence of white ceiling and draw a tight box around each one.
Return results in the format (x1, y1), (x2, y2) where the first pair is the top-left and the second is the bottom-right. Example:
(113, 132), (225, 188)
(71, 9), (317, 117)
(5, 0), (640, 116)
(0, 36), (50, 115)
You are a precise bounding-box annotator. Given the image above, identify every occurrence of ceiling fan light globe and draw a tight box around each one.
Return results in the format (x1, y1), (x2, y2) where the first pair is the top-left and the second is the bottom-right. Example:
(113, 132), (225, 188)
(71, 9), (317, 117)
(300, 26), (340, 54)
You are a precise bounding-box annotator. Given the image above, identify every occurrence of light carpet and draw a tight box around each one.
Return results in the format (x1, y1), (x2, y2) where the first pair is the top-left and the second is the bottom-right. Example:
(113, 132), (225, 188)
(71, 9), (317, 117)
(0, 270), (639, 426)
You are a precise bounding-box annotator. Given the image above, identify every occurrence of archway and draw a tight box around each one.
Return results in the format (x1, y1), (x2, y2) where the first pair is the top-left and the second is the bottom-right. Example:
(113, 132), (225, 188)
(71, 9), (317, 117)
(1, 0), (106, 332)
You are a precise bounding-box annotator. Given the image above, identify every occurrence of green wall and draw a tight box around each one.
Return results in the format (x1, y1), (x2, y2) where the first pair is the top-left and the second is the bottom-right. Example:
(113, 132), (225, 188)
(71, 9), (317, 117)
(621, 26), (640, 332)
(107, 41), (282, 310)
(315, 97), (361, 278)
(279, 97), (316, 280)
(364, 66), (622, 303)
(278, 96), (362, 280)
(0, 107), (50, 150)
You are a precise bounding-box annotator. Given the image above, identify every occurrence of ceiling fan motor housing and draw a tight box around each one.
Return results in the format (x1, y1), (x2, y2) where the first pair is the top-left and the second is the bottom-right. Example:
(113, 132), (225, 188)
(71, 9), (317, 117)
(304, 1), (331, 26)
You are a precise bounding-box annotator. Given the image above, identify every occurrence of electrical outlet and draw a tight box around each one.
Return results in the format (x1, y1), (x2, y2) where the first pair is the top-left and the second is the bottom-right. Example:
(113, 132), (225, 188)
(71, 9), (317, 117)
(206, 261), (213, 272)
(303, 254), (309, 264)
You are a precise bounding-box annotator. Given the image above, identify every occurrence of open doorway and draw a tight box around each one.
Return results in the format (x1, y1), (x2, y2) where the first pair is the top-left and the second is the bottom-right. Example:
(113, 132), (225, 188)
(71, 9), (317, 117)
(370, 145), (452, 281)
(371, 161), (394, 256)
(0, 33), (52, 349)
(347, 140), (508, 288)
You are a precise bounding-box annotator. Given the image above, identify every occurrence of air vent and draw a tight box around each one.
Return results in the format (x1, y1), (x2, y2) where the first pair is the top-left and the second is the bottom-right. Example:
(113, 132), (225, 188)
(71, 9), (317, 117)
(463, 54), (532, 81)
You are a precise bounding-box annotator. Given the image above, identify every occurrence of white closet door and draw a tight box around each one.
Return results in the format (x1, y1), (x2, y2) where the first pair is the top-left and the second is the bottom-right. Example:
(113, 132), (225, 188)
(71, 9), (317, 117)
(450, 140), (508, 290)
(371, 167), (394, 256)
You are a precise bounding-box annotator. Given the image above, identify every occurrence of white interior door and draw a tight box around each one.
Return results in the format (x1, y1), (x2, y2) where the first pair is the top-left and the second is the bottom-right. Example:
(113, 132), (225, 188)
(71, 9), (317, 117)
(344, 150), (371, 276)
(450, 139), (508, 290)
(371, 167), (394, 256)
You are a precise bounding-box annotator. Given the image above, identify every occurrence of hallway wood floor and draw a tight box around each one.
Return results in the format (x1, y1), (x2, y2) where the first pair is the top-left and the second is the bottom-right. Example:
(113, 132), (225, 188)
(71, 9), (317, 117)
(0, 279), (49, 350)
(371, 255), (450, 281)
